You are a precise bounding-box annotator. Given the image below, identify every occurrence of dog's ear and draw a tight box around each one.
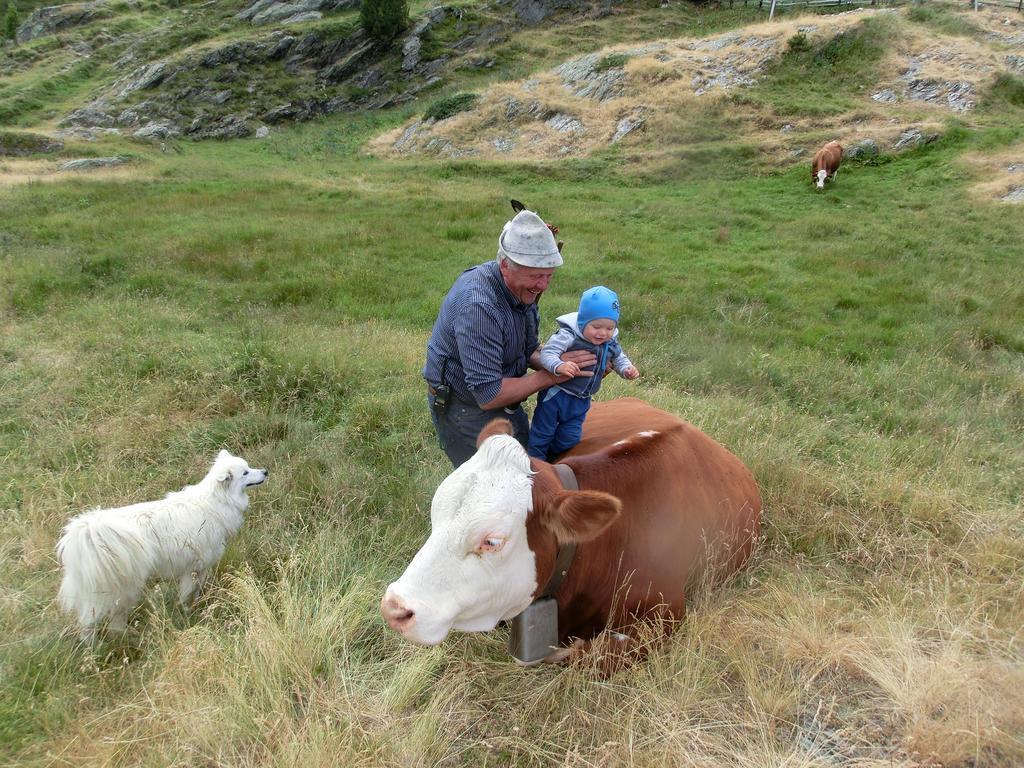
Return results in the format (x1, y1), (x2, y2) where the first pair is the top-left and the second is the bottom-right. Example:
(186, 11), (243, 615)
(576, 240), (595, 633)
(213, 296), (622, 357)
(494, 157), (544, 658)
(217, 468), (233, 484)
(217, 448), (233, 460)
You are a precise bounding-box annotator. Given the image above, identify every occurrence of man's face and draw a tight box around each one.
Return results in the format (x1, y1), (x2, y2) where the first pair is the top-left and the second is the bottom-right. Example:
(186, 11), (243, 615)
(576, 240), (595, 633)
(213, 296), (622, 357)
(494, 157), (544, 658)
(499, 259), (555, 305)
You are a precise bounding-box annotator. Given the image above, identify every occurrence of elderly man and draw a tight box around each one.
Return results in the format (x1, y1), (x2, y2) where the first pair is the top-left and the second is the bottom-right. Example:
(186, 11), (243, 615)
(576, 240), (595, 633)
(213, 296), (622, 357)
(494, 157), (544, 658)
(424, 207), (596, 467)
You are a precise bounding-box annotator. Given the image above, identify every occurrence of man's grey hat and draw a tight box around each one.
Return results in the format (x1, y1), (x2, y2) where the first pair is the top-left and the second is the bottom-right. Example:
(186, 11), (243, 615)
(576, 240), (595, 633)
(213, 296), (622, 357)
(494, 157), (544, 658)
(497, 210), (563, 269)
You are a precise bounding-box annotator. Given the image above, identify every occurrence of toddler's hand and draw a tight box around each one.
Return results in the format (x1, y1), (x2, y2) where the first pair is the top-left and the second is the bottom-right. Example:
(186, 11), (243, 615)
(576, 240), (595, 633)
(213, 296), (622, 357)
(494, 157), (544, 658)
(557, 361), (581, 378)
(623, 366), (640, 380)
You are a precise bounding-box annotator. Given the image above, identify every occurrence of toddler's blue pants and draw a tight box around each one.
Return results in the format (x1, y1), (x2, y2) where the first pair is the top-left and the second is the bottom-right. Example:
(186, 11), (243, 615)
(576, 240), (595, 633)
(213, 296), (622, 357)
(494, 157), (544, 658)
(528, 388), (592, 461)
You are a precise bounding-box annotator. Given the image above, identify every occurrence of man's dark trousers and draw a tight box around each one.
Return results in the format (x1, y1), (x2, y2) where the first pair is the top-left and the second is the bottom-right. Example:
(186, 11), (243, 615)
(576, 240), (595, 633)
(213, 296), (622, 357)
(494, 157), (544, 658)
(428, 391), (530, 468)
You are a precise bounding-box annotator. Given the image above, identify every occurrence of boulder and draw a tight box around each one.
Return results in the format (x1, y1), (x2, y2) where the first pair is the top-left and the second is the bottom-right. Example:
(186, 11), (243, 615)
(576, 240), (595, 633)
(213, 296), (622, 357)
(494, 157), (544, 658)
(610, 112), (645, 144)
(318, 39), (375, 83)
(282, 11), (322, 24)
(0, 131), (63, 157)
(59, 106), (116, 128)
(133, 122), (181, 140)
(513, 0), (580, 25)
(893, 127), (939, 151)
(116, 61), (171, 100)
(844, 138), (878, 160)
(187, 115), (254, 140)
(252, 0), (321, 26)
(1001, 187), (1024, 204)
(237, 0), (357, 23)
(15, 2), (106, 44)
(546, 113), (584, 133)
(59, 156), (129, 172)
(556, 53), (629, 102)
(400, 7), (448, 71)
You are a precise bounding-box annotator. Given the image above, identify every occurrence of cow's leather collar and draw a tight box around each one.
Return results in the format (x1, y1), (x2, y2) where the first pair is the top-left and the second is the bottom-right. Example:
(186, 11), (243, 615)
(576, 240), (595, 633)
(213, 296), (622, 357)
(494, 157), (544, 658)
(539, 463), (578, 598)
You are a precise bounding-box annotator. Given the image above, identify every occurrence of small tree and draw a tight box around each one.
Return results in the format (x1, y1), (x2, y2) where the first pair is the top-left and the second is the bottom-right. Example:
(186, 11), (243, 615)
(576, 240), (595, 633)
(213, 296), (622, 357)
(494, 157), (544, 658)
(360, 0), (407, 45)
(3, 1), (19, 42)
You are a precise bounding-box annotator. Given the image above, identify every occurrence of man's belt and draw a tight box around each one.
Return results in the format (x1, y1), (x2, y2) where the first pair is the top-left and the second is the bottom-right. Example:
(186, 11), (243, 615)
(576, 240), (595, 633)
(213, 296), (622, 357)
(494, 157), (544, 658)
(428, 385), (523, 414)
(428, 384), (476, 407)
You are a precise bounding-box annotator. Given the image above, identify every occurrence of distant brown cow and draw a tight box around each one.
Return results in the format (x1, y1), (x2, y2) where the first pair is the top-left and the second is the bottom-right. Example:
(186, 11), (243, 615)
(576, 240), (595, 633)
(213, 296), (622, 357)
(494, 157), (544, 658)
(812, 140), (843, 189)
(381, 398), (762, 665)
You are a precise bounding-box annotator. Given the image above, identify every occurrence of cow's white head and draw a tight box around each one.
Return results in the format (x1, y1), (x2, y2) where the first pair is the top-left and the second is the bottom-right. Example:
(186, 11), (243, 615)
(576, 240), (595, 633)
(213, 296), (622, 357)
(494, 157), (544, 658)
(816, 169), (828, 188)
(382, 425), (620, 646)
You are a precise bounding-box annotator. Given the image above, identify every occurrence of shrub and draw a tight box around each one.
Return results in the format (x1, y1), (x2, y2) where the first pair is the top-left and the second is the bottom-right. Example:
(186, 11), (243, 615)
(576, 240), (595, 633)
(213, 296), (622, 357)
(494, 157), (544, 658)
(3, 1), (18, 41)
(595, 52), (630, 72)
(360, 0), (408, 45)
(787, 32), (809, 53)
(423, 93), (477, 122)
(989, 73), (1024, 109)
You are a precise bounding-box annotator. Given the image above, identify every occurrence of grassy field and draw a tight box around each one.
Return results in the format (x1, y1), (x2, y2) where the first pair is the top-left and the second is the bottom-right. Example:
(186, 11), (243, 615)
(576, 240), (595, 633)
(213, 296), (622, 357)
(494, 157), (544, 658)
(2, 3), (1024, 766)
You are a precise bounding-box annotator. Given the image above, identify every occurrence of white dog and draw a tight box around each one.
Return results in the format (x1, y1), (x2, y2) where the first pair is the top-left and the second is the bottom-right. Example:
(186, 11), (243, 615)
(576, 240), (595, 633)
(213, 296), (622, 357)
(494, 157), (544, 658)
(56, 449), (268, 641)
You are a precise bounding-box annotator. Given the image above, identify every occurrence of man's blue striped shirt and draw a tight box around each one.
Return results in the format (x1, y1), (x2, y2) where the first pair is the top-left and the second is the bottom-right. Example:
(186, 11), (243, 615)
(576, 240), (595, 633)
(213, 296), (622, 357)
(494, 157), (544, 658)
(424, 260), (540, 407)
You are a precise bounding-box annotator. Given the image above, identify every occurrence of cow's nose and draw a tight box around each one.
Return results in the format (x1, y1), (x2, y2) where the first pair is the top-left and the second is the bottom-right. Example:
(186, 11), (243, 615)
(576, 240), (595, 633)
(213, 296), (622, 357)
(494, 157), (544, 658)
(381, 589), (415, 634)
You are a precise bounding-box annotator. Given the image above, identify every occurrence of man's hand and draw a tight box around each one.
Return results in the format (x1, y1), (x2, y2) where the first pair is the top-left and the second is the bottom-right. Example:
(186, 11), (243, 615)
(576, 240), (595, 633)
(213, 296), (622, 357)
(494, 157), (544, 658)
(559, 349), (598, 377)
(623, 366), (640, 380)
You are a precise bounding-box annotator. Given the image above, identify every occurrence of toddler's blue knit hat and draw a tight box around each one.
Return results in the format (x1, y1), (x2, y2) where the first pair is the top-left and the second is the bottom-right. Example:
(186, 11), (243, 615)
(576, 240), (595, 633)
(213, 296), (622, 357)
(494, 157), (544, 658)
(577, 286), (620, 332)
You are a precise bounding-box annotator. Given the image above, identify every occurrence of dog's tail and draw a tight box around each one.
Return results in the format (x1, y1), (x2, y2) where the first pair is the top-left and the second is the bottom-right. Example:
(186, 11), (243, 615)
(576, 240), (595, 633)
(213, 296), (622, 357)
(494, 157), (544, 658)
(56, 513), (153, 636)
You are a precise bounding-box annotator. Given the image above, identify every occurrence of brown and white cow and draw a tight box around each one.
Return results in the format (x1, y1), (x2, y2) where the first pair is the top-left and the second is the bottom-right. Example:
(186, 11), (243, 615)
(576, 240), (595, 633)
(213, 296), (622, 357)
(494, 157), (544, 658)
(381, 398), (762, 662)
(812, 140), (843, 189)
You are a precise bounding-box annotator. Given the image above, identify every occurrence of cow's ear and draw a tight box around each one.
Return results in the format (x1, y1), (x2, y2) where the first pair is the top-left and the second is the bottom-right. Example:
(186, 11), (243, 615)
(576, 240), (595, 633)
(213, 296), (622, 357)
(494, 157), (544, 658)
(476, 419), (514, 448)
(541, 490), (621, 544)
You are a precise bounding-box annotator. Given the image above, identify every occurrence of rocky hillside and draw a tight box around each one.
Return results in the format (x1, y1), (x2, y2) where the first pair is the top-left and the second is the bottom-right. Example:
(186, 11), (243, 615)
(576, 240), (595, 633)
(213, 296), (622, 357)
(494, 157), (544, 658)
(2, 0), (1022, 201)
(2, 0), (600, 140)
(370, 5), (1024, 170)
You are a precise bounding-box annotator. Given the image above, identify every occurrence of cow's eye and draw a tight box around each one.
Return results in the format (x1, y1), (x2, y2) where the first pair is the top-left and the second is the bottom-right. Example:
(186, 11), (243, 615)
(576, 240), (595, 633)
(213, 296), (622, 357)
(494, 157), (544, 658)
(475, 536), (506, 554)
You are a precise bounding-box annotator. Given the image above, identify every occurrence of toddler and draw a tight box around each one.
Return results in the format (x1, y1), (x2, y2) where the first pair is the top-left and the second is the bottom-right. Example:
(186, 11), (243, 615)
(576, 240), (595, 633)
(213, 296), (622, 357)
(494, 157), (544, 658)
(528, 285), (639, 460)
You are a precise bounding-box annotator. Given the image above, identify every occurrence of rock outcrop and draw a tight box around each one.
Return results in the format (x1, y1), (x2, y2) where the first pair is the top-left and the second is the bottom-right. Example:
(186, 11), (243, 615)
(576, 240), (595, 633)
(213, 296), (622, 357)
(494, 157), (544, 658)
(47, 3), (502, 141)
(236, 0), (358, 26)
(15, 2), (107, 44)
(58, 156), (128, 171)
(372, 16), (862, 160)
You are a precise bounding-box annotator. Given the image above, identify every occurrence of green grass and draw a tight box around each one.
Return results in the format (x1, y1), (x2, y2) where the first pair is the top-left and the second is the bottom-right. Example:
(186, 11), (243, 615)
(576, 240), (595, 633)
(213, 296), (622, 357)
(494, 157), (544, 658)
(1, 3), (1023, 767)
(737, 15), (900, 117)
(989, 72), (1024, 110)
(906, 1), (985, 38)
(422, 91), (477, 121)
(0, 56), (104, 125)
(594, 52), (630, 72)
(0, 128), (59, 154)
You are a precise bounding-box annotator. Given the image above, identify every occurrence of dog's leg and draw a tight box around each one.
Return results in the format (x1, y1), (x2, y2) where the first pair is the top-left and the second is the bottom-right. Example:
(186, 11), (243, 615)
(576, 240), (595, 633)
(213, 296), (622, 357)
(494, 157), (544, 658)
(78, 622), (98, 644)
(178, 573), (198, 605)
(108, 611), (128, 633)
(178, 569), (211, 605)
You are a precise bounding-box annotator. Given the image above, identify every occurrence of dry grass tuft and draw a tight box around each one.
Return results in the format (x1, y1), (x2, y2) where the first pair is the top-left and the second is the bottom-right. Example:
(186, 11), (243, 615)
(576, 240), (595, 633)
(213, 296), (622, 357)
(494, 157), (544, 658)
(0, 158), (148, 186)
(962, 140), (1024, 203)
